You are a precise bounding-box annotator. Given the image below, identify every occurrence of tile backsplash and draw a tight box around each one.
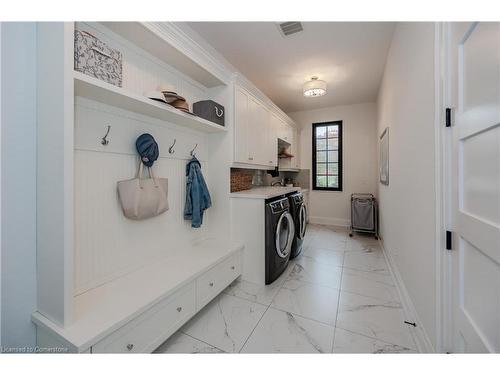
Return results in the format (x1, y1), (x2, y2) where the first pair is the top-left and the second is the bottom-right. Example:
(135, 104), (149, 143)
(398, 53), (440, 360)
(230, 168), (310, 190)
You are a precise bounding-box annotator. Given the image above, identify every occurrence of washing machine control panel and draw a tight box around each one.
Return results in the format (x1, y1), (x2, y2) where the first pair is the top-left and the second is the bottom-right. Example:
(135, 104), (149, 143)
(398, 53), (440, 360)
(269, 198), (289, 214)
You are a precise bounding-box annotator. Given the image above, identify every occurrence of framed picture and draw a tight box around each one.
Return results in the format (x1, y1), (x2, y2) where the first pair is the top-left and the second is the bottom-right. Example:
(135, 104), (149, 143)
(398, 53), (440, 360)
(379, 127), (389, 185)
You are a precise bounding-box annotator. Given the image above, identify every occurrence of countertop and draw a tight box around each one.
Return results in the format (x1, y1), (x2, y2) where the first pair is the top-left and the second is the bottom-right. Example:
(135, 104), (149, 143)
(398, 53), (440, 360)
(230, 186), (309, 199)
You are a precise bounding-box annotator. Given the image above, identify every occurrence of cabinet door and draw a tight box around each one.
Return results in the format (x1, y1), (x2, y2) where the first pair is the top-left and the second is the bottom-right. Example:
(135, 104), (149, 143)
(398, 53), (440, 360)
(278, 119), (290, 142)
(234, 87), (249, 163)
(292, 128), (300, 168)
(247, 96), (261, 164)
(266, 112), (278, 167)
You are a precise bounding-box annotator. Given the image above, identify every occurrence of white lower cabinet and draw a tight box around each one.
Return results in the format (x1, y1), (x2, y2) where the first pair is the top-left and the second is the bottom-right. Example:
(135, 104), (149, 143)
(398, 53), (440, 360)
(92, 282), (196, 353)
(89, 250), (242, 353)
(196, 252), (241, 309)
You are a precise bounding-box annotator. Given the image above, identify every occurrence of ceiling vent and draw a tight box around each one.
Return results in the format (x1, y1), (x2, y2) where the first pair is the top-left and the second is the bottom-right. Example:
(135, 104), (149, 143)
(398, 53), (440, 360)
(277, 22), (303, 37)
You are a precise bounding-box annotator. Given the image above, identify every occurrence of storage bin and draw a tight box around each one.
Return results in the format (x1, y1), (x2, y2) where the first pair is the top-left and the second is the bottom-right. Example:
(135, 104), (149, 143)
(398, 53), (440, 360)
(349, 193), (378, 238)
(74, 30), (123, 87)
(193, 100), (225, 126)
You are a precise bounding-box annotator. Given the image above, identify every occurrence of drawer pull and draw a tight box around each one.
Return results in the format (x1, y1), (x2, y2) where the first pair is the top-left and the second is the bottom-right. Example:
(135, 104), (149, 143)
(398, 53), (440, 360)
(231, 266), (235, 270)
(176, 306), (182, 312)
(209, 282), (214, 287)
(126, 343), (134, 351)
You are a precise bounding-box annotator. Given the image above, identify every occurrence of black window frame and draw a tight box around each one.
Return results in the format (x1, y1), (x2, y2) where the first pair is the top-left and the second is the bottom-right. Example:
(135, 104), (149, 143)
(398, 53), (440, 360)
(312, 120), (343, 191)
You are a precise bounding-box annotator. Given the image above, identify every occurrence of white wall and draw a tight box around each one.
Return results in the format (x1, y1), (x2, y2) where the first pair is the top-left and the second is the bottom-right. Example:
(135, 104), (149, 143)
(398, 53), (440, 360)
(376, 22), (437, 350)
(1, 22), (38, 349)
(288, 102), (378, 226)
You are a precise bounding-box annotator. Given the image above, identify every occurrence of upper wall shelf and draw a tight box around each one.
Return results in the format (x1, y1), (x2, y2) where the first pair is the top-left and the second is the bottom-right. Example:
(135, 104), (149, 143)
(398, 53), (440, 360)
(99, 22), (227, 88)
(74, 72), (227, 133)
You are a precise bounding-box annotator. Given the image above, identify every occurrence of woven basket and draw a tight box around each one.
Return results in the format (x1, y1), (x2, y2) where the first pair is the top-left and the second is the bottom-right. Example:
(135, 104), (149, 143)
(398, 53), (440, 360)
(230, 170), (253, 192)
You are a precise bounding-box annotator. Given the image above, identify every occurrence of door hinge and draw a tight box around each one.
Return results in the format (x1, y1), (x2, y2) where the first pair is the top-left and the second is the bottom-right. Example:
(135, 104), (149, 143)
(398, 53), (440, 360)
(446, 230), (452, 250)
(445, 108), (452, 127)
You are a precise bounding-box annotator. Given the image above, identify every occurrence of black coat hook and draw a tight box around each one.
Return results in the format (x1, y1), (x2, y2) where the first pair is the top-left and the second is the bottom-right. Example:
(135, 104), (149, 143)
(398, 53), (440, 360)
(190, 143), (198, 156)
(168, 139), (177, 154)
(101, 125), (111, 146)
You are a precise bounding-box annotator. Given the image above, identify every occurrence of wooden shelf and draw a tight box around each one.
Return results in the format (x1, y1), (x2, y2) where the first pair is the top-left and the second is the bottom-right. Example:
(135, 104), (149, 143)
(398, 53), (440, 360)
(74, 72), (227, 133)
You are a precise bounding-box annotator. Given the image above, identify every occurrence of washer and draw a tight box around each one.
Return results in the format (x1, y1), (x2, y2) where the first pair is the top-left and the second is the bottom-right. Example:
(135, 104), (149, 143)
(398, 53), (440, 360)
(288, 192), (307, 259)
(265, 196), (295, 285)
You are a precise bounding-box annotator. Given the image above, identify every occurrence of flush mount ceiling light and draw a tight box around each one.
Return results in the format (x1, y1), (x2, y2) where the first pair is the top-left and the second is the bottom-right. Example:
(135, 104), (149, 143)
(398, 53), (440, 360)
(303, 76), (327, 97)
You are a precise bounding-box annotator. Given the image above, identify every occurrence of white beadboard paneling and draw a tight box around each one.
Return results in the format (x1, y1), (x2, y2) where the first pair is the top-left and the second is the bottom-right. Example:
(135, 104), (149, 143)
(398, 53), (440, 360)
(74, 100), (210, 295)
(75, 97), (208, 162)
(72, 21), (220, 298)
(74, 151), (210, 295)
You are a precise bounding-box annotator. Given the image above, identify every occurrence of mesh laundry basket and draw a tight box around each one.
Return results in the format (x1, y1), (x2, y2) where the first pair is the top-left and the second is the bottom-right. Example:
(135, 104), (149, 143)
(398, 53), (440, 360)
(350, 193), (378, 238)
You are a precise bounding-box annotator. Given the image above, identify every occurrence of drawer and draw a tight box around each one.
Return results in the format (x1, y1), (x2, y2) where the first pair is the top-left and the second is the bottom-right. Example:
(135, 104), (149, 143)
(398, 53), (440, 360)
(196, 251), (241, 309)
(92, 282), (195, 353)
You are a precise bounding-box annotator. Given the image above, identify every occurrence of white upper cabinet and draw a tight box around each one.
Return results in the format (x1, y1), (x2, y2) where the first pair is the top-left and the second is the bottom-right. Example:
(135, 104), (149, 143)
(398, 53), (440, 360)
(277, 118), (292, 143)
(234, 86), (249, 163)
(234, 85), (278, 167)
(267, 113), (280, 167)
(291, 127), (300, 168)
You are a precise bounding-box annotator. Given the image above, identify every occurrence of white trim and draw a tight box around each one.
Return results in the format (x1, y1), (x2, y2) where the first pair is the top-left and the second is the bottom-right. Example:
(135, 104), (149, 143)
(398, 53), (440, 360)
(0, 21), (3, 347)
(434, 22), (451, 353)
(308, 215), (350, 228)
(379, 238), (435, 353)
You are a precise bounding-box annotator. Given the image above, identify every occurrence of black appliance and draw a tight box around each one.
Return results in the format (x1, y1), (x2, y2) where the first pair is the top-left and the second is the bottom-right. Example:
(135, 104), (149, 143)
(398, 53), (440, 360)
(288, 192), (307, 259)
(265, 196), (295, 284)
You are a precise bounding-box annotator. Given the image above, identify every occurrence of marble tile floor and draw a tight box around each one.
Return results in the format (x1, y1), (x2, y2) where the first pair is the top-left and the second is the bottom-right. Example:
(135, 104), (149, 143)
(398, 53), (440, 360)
(155, 224), (418, 354)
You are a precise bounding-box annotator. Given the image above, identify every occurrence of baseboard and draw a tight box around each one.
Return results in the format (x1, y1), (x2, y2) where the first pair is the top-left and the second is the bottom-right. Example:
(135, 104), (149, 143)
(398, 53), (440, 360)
(309, 216), (350, 227)
(378, 238), (436, 353)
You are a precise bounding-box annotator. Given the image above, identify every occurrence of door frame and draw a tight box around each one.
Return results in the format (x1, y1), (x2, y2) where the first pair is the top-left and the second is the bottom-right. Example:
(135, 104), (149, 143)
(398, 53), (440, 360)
(436, 21), (485, 353)
(435, 21), (455, 353)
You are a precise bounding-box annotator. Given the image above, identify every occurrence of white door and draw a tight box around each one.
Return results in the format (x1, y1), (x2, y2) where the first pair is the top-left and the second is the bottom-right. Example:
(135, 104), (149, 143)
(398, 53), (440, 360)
(448, 22), (500, 353)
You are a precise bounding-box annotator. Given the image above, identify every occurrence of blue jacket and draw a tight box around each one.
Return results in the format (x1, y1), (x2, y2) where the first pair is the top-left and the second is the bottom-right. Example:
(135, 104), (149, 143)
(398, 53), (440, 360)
(184, 157), (212, 228)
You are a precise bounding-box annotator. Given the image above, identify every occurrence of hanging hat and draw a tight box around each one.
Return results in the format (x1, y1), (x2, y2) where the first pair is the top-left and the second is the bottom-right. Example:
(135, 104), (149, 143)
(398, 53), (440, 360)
(135, 133), (159, 167)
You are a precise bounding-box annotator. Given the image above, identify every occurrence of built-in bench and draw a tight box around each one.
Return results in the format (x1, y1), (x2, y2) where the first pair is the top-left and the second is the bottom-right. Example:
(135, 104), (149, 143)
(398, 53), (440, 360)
(32, 238), (243, 353)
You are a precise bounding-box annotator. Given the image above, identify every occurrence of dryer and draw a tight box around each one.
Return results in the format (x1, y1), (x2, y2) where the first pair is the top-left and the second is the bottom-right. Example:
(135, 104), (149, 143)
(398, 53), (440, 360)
(288, 192), (307, 259)
(265, 196), (295, 284)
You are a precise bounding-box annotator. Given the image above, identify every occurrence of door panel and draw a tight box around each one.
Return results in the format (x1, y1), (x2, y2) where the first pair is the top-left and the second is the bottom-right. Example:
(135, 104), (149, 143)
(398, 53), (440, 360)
(234, 87), (249, 163)
(461, 127), (500, 225)
(450, 22), (500, 353)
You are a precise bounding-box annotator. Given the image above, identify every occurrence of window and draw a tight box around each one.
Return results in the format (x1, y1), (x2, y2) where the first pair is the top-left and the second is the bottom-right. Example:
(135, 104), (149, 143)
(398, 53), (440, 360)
(312, 121), (343, 191)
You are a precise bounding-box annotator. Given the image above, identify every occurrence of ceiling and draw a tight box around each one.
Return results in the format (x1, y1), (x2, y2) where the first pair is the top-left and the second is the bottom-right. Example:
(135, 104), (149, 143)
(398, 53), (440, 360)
(187, 22), (395, 113)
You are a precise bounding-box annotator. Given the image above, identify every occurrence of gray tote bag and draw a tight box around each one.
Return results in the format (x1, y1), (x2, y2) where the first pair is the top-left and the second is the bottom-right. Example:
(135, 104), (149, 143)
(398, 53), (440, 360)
(117, 160), (168, 220)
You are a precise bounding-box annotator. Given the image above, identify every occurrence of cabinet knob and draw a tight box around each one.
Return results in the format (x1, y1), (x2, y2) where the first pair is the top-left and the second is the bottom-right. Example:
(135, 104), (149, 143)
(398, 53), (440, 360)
(126, 343), (134, 351)
(231, 266), (235, 270)
(177, 306), (182, 312)
(209, 282), (214, 287)
(248, 157), (253, 161)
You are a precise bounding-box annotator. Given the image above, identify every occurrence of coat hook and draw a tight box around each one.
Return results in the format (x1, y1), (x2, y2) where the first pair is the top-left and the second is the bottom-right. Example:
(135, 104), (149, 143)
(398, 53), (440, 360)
(101, 125), (111, 146)
(190, 143), (198, 157)
(168, 139), (177, 154)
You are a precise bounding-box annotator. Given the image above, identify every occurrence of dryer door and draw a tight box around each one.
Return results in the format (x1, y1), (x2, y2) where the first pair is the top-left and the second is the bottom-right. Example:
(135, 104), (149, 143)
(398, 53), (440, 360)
(275, 212), (295, 258)
(298, 204), (307, 240)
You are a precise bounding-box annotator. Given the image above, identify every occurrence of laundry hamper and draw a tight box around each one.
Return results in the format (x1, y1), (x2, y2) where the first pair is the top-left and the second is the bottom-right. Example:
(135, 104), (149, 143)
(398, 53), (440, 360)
(349, 193), (378, 239)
